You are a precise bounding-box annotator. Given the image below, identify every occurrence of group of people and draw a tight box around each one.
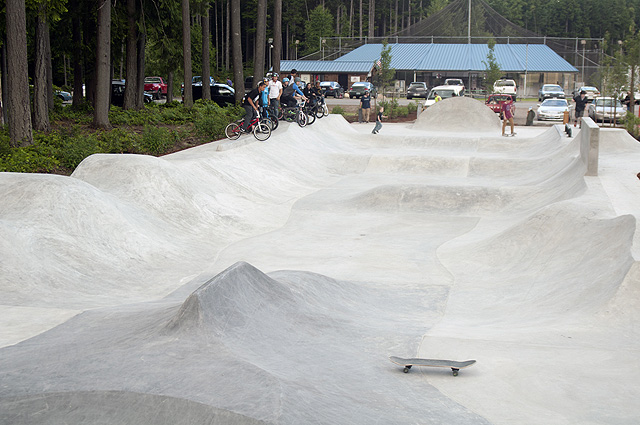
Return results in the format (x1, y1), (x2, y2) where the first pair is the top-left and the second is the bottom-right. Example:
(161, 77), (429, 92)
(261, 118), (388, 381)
(242, 69), (331, 132)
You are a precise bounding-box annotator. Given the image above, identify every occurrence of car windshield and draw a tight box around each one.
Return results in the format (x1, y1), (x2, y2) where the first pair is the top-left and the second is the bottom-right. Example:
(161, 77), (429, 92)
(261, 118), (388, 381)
(145, 77), (161, 83)
(352, 83), (368, 87)
(409, 83), (425, 88)
(581, 87), (598, 92)
(429, 89), (456, 99)
(596, 99), (622, 108)
(320, 82), (332, 87)
(488, 95), (511, 103)
(544, 86), (563, 92)
(542, 100), (567, 107)
(495, 80), (515, 87)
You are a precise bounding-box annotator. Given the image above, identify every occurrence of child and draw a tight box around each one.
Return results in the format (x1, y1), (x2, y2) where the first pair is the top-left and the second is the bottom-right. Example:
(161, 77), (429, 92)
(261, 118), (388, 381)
(372, 106), (387, 134)
(501, 97), (516, 136)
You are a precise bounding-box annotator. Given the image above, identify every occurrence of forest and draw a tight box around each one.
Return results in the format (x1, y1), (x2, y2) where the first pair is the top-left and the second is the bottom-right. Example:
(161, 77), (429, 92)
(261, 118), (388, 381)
(2, 0), (640, 148)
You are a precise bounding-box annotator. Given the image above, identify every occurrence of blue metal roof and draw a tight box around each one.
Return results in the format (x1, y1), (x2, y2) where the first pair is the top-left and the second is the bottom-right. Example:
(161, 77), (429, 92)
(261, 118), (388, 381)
(279, 60), (373, 73)
(336, 43), (578, 73)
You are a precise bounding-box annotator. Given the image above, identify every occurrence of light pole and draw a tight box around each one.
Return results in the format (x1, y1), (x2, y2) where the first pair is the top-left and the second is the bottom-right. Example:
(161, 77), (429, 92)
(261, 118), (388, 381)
(581, 39), (586, 84)
(295, 39), (299, 60)
(268, 38), (273, 72)
(322, 39), (326, 60)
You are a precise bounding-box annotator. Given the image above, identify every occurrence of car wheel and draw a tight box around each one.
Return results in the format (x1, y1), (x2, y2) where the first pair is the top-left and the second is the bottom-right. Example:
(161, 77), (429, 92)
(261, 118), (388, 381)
(407, 96), (412, 100)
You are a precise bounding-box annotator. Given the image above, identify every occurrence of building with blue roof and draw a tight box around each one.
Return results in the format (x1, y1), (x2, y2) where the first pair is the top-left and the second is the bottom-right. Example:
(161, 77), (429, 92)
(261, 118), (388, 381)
(278, 43), (578, 96)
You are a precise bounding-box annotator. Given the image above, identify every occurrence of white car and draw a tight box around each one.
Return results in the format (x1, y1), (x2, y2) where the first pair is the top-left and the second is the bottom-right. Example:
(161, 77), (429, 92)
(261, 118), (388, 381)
(423, 85), (464, 108)
(588, 97), (627, 122)
(494, 79), (517, 101)
(537, 98), (570, 121)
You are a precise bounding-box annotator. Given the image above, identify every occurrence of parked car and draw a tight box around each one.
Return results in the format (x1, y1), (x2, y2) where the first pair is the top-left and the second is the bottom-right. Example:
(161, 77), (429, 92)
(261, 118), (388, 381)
(320, 81), (344, 98)
(424, 85), (464, 108)
(444, 78), (464, 86)
(348, 81), (376, 98)
(588, 97), (626, 122)
(536, 98), (570, 121)
(406, 82), (428, 99)
(111, 80), (153, 107)
(574, 86), (600, 101)
(193, 76), (216, 86)
(485, 94), (515, 114)
(191, 82), (236, 107)
(54, 89), (72, 102)
(538, 84), (565, 101)
(493, 79), (517, 101)
(144, 76), (168, 99)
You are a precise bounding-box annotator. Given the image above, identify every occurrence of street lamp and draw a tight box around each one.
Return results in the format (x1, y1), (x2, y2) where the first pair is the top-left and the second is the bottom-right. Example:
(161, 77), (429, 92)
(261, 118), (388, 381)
(268, 38), (273, 71)
(581, 39), (586, 84)
(295, 39), (299, 60)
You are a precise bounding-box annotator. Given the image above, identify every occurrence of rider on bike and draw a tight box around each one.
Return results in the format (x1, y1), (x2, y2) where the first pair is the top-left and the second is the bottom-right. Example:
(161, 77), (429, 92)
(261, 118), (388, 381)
(242, 81), (266, 132)
(281, 76), (307, 108)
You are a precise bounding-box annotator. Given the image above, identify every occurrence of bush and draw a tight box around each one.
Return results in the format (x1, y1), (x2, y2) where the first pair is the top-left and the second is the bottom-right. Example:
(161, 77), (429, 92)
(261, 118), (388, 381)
(623, 111), (640, 140)
(331, 106), (346, 115)
(136, 126), (177, 155)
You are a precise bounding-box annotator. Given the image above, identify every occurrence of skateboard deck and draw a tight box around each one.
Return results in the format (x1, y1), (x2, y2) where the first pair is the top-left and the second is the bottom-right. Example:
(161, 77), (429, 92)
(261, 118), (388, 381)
(389, 356), (476, 376)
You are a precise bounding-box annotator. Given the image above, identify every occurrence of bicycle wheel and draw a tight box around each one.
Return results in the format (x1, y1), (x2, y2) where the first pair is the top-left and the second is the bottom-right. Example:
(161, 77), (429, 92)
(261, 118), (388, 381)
(305, 107), (316, 125)
(315, 105), (325, 119)
(253, 121), (271, 141)
(225, 122), (242, 140)
(284, 108), (296, 122)
(297, 110), (308, 127)
(266, 115), (278, 131)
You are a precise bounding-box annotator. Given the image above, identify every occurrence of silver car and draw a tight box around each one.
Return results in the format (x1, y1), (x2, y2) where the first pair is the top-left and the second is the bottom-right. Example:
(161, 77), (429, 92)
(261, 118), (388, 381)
(538, 84), (565, 101)
(588, 97), (626, 122)
(537, 98), (569, 121)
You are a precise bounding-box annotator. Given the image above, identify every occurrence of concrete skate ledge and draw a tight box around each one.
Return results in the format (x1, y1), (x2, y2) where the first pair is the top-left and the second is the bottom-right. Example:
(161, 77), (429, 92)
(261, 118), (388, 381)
(580, 117), (599, 176)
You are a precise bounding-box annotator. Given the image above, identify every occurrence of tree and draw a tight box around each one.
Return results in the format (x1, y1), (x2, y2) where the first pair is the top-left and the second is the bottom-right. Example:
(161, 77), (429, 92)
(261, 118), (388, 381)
(253, 0), (267, 82)
(123, 0), (138, 109)
(304, 6), (333, 55)
(231, 0), (243, 104)
(202, 2), (211, 100)
(93, 0), (111, 129)
(182, 0), (193, 107)
(273, 0), (282, 73)
(6, 0), (33, 146)
(34, 2), (51, 132)
(483, 39), (501, 93)
(378, 39), (394, 102)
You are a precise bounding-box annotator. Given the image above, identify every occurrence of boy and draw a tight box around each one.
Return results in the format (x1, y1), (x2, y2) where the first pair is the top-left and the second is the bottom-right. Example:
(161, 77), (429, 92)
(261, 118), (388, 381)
(501, 97), (516, 136)
(372, 106), (387, 134)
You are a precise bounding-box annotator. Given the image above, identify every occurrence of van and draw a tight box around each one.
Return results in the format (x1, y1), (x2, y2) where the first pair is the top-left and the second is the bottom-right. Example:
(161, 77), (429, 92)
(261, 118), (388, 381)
(423, 85), (465, 108)
(493, 79), (517, 101)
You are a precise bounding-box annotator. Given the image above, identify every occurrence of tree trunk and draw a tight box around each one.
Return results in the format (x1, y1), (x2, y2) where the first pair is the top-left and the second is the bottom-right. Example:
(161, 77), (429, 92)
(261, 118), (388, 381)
(1, 43), (8, 126)
(368, 0), (374, 38)
(253, 0), (267, 82)
(136, 31), (146, 109)
(93, 0), (111, 129)
(6, 0), (33, 146)
(350, 0), (354, 38)
(231, 0), (244, 104)
(124, 0), (138, 110)
(44, 19), (53, 110)
(630, 65), (636, 116)
(359, 0), (363, 40)
(167, 71), (174, 103)
(202, 5), (211, 100)
(273, 0), (282, 73)
(226, 0), (230, 71)
(34, 6), (51, 132)
(71, 0), (83, 106)
(183, 0), (193, 107)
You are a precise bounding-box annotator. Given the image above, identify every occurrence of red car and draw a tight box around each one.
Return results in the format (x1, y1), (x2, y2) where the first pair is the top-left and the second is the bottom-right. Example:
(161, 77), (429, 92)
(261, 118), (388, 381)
(144, 76), (168, 99)
(485, 94), (514, 113)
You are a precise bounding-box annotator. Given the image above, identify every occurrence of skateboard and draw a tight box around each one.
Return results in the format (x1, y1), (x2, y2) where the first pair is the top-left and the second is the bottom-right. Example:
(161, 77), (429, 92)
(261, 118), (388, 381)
(502, 133), (517, 137)
(389, 356), (476, 376)
(564, 123), (573, 137)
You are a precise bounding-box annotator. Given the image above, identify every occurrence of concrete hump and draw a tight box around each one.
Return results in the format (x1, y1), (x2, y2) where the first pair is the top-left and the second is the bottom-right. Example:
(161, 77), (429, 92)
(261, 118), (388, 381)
(165, 261), (294, 335)
(413, 96), (502, 132)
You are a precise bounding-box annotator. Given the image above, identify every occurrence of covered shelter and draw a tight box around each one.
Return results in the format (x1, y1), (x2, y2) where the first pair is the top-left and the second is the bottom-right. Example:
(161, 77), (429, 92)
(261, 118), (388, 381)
(278, 60), (374, 90)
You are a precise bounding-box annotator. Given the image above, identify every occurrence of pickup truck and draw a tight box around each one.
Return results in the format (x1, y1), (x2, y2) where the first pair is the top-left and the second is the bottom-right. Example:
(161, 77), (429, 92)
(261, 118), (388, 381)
(144, 77), (168, 99)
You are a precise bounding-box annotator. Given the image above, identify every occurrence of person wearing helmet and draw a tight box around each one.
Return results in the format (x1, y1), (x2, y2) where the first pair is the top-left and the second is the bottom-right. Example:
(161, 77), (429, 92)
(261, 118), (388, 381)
(268, 72), (282, 112)
(281, 73), (306, 107)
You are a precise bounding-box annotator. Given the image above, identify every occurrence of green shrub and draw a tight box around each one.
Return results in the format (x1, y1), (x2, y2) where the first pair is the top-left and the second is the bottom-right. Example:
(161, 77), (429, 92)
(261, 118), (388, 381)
(407, 101), (419, 114)
(0, 144), (60, 173)
(331, 106), (346, 115)
(623, 111), (640, 140)
(136, 125), (178, 155)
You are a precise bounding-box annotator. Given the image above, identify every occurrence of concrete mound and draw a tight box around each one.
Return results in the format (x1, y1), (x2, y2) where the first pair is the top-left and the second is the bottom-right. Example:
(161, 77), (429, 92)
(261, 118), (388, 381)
(413, 96), (501, 132)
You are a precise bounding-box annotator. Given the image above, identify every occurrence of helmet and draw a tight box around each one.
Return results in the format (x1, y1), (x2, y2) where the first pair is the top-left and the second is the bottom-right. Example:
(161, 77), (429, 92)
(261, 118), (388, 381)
(272, 72), (279, 77)
(294, 77), (301, 83)
(282, 77), (289, 83)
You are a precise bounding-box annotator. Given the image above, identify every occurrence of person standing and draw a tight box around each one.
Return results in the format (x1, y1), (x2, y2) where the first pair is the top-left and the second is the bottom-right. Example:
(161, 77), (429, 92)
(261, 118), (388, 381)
(242, 81), (265, 132)
(361, 89), (372, 123)
(372, 106), (387, 134)
(434, 92), (442, 103)
(573, 90), (588, 128)
(268, 73), (282, 112)
(501, 96), (516, 136)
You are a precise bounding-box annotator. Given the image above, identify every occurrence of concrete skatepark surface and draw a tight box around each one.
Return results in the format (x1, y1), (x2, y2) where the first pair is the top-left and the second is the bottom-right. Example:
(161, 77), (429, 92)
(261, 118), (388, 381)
(2, 96), (640, 424)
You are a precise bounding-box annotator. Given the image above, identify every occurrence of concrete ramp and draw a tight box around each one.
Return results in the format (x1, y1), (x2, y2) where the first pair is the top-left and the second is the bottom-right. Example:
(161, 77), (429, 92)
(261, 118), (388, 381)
(2, 109), (640, 424)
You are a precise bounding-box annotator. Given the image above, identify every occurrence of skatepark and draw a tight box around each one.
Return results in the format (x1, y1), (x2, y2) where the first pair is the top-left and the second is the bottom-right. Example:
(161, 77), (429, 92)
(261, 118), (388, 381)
(1, 96), (640, 424)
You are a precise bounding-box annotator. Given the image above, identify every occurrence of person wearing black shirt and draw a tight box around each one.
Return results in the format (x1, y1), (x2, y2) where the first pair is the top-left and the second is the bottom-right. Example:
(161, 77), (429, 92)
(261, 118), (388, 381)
(243, 82), (266, 132)
(573, 90), (588, 128)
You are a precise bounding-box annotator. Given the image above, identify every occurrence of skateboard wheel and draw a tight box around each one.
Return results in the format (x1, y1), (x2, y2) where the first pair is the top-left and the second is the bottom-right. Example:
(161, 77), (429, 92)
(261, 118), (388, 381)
(403, 367), (410, 373)
(452, 368), (459, 376)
